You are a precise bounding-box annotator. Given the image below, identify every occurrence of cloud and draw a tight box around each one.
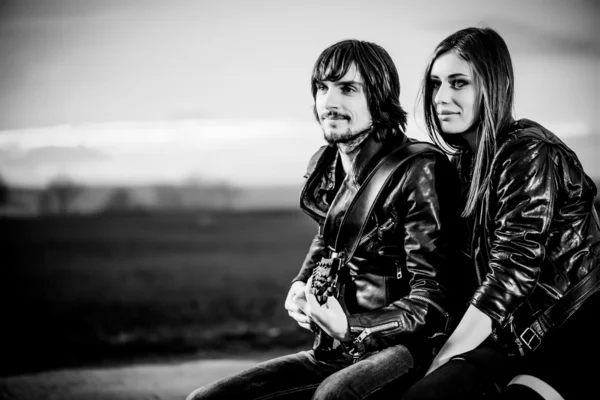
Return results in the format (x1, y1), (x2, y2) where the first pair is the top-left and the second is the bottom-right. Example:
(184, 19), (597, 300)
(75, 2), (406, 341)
(2, 145), (109, 167)
(0, 119), (324, 186)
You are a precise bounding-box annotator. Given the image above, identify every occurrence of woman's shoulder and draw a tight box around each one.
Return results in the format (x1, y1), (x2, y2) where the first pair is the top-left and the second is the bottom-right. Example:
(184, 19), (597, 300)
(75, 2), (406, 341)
(496, 118), (572, 157)
(494, 119), (587, 174)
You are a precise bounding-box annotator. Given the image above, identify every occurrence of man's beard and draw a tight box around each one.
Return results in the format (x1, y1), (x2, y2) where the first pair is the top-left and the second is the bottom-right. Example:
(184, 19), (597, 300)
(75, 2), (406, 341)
(322, 124), (373, 145)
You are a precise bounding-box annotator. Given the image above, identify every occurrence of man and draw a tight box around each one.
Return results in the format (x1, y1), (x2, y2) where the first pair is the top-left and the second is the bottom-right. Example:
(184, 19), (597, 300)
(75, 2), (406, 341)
(187, 39), (467, 400)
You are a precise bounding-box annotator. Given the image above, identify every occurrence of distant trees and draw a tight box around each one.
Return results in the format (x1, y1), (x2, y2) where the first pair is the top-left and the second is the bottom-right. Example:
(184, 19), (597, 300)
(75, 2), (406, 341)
(154, 184), (184, 210)
(157, 180), (238, 210)
(102, 187), (139, 214)
(0, 175), (9, 207)
(39, 176), (83, 215)
(32, 175), (240, 216)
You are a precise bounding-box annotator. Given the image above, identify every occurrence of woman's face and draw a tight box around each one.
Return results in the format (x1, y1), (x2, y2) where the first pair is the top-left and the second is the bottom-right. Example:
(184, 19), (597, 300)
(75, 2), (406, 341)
(430, 51), (479, 136)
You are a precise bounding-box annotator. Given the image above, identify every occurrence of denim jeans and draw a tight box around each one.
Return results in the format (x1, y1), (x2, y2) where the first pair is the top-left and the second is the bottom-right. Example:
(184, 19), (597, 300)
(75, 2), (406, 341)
(186, 343), (420, 400)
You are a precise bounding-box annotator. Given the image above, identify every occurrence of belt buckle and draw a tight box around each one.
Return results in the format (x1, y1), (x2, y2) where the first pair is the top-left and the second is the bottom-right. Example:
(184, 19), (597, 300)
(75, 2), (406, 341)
(519, 327), (541, 351)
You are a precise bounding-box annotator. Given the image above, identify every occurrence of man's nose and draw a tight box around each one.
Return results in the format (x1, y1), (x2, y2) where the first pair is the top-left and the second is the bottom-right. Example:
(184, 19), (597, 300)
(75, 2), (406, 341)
(323, 88), (341, 109)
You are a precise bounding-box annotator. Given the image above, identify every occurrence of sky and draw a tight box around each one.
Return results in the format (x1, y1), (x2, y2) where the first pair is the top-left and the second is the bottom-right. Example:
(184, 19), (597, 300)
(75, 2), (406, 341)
(0, 0), (599, 187)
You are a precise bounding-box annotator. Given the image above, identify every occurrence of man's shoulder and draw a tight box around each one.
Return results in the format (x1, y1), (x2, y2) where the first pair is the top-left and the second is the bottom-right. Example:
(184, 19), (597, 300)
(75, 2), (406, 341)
(372, 140), (453, 191)
(387, 139), (448, 168)
(400, 139), (444, 157)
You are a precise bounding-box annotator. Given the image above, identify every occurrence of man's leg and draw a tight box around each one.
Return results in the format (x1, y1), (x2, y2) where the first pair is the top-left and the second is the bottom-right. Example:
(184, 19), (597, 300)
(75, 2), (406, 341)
(311, 344), (417, 400)
(186, 350), (352, 400)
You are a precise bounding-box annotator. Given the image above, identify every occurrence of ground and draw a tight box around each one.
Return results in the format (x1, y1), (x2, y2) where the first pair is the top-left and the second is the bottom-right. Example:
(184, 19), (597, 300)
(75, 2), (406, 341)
(0, 358), (260, 400)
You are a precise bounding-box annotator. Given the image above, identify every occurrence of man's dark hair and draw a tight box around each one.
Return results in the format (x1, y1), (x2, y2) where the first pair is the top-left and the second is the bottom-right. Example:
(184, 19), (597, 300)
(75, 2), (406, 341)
(311, 39), (408, 141)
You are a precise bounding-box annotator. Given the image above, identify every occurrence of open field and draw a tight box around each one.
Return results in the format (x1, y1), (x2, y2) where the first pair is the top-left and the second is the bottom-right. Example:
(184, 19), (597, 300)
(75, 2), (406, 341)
(0, 209), (316, 377)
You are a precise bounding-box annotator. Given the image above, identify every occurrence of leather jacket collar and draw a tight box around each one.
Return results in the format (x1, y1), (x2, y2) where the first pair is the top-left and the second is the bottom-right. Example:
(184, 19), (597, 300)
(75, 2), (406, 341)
(327, 134), (409, 188)
(301, 134), (408, 223)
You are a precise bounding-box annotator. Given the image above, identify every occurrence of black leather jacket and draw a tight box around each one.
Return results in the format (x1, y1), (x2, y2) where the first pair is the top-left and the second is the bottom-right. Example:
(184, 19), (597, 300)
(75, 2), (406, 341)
(457, 119), (600, 343)
(293, 134), (467, 354)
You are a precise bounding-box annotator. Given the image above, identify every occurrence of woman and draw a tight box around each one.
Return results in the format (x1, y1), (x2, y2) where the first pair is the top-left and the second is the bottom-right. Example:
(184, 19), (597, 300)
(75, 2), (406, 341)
(402, 27), (600, 400)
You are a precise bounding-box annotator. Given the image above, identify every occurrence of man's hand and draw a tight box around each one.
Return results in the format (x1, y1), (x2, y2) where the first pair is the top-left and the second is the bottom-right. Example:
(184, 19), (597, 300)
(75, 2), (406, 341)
(300, 276), (351, 342)
(285, 281), (312, 331)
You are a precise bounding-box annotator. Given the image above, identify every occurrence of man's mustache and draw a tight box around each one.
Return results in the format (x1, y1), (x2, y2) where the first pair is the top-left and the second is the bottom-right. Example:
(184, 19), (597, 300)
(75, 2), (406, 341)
(320, 111), (350, 121)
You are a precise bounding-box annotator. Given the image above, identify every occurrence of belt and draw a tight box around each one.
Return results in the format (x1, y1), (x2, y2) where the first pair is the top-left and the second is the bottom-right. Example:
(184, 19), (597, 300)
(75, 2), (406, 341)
(519, 265), (600, 352)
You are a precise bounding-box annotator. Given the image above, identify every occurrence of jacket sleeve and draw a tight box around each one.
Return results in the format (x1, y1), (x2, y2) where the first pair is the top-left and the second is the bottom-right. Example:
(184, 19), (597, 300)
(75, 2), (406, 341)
(292, 232), (328, 283)
(292, 145), (331, 284)
(470, 135), (555, 327)
(346, 153), (461, 349)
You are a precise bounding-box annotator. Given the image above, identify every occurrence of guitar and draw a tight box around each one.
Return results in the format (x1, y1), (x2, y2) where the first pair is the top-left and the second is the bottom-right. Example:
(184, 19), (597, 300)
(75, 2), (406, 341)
(309, 254), (343, 354)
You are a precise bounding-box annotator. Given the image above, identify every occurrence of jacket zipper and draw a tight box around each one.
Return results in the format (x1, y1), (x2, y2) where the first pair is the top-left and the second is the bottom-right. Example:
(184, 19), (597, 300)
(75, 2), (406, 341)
(348, 295), (450, 344)
(351, 321), (401, 343)
(358, 226), (377, 247)
(536, 282), (562, 301)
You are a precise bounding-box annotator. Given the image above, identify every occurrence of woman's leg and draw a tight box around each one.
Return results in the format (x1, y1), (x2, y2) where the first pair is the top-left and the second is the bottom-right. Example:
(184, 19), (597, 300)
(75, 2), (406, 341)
(186, 350), (352, 400)
(499, 383), (547, 400)
(401, 345), (515, 400)
(501, 290), (600, 400)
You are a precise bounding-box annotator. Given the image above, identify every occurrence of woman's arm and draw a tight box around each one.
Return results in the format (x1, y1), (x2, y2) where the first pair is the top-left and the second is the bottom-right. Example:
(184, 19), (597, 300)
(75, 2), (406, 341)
(470, 135), (555, 326)
(425, 304), (492, 375)
(427, 134), (556, 374)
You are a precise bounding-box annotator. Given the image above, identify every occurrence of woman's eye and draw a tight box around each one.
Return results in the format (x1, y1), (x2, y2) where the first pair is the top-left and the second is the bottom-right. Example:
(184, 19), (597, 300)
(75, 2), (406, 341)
(430, 80), (441, 88)
(452, 80), (468, 89)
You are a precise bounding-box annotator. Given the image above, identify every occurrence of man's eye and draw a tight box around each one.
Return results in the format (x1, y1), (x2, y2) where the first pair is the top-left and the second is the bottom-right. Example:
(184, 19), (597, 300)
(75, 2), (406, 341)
(316, 84), (327, 91)
(341, 86), (356, 93)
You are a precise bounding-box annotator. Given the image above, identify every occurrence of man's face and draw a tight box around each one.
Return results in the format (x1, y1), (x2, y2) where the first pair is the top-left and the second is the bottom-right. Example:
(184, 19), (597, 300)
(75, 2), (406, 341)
(314, 63), (373, 145)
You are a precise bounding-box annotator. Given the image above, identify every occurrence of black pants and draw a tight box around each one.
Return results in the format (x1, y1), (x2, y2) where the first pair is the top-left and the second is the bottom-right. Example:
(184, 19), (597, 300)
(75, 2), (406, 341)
(401, 290), (600, 400)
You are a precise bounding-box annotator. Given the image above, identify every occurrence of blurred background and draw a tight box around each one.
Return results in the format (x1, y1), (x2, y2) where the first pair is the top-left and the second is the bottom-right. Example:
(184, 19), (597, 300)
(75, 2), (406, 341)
(0, 0), (598, 377)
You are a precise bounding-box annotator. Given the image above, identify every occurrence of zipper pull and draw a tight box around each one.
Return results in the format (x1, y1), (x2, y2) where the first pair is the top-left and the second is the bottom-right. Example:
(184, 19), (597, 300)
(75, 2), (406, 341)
(355, 328), (371, 343)
(379, 217), (395, 231)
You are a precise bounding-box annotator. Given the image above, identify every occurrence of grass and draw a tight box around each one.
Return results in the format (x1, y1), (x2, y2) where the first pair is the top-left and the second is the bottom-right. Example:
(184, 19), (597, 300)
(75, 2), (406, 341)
(0, 210), (317, 376)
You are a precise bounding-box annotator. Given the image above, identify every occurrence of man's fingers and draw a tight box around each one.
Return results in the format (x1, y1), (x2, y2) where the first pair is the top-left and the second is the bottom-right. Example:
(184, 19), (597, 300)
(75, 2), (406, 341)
(298, 322), (312, 331)
(284, 299), (301, 313)
(304, 276), (313, 299)
(288, 310), (311, 325)
(292, 290), (307, 305)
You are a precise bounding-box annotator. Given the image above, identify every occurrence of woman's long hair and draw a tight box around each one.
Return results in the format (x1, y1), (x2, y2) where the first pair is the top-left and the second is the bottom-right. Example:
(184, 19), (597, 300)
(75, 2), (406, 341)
(419, 27), (515, 217)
